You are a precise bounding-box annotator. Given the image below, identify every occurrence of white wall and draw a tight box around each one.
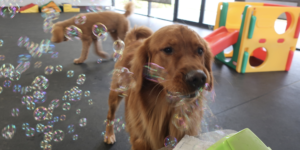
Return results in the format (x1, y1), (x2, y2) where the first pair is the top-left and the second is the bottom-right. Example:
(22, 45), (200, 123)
(1, 0), (112, 6)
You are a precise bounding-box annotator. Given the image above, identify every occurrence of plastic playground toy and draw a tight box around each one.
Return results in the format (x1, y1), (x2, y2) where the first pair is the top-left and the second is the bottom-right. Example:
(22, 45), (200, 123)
(204, 2), (300, 73)
(207, 128), (271, 150)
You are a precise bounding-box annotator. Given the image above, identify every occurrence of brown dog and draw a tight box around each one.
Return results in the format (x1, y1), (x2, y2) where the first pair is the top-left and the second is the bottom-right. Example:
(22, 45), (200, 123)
(50, 2), (134, 64)
(104, 25), (214, 150)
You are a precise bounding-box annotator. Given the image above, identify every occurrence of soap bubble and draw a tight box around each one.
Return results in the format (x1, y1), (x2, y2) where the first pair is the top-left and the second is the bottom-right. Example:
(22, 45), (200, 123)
(97, 58), (102, 63)
(22, 123), (29, 130)
(44, 144), (52, 150)
(36, 123), (45, 133)
(73, 134), (78, 140)
(44, 112), (53, 120)
(88, 99), (93, 105)
(0, 39), (3, 46)
(43, 19), (53, 33)
(51, 52), (58, 58)
(86, 6), (103, 12)
(50, 99), (60, 108)
(0, 86), (2, 94)
(34, 61), (42, 68)
(44, 125), (53, 134)
(32, 75), (49, 90)
(33, 90), (47, 103)
(76, 74), (86, 85)
(17, 54), (31, 63)
(45, 65), (54, 75)
(11, 108), (19, 117)
(67, 70), (74, 77)
(76, 109), (81, 114)
(2, 124), (16, 139)
(13, 84), (21, 93)
(0, 3), (19, 18)
(44, 131), (53, 142)
(60, 114), (66, 121)
(48, 104), (54, 113)
(16, 62), (30, 74)
(26, 101), (36, 110)
(113, 40), (125, 52)
(9, 70), (21, 81)
(3, 80), (11, 88)
(55, 65), (63, 72)
(53, 130), (64, 142)
(40, 140), (48, 149)
(62, 102), (71, 111)
(0, 55), (5, 60)
(62, 95), (67, 101)
(144, 63), (167, 83)
(33, 106), (47, 121)
(92, 23), (107, 38)
(84, 91), (90, 97)
(53, 116), (59, 122)
(110, 67), (134, 96)
(67, 124), (75, 133)
(25, 127), (35, 137)
(17, 36), (29, 47)
(79, 118), (87, 127)
(164, 136), (177, 148)
(113, 52), (122, 62)
(75, 15), (87, 25)
(1, 63), (14, 78)
(65, 25), (82, 40)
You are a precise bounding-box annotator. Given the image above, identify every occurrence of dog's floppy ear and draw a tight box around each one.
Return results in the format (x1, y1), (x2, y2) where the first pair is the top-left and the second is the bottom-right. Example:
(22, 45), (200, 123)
(204, 40), (214, 91)
(131, 39), (150, 93)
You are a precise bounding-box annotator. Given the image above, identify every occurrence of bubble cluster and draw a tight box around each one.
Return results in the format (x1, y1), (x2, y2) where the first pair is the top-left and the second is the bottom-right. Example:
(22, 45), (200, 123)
(67, 70), (74, 77)
(65, 25), (82, 40)
(55, 65), (63, 72)
(33, 90), (47, 103)
(84, 91), (90, 97)
(2, 124), (16, 139)
(36, 123), (45, 133)
(76, 74), (86, 85)
(53, 130), (64, 142)
(45, 65), (54, 75)
(33, 106), (48, 121)
(92, 23), (108, 40)
(0, 3), (19, 18)
(32, 75), (49, 90)
(67, 124), (75, 133)
(73, 134), (78, 140)
(164, 136), (178, 148)
(25, 127), (35, 137)
(110, 67), (134, 97)
(68, 86), (82, 101)
(102, 117), (126, 135)
(11, 108), (19, 117)
(75, 15), (87, 25)
(79, 118), (87, 127)
(60, 114), (66, 121)
(62, 102), (71, 111)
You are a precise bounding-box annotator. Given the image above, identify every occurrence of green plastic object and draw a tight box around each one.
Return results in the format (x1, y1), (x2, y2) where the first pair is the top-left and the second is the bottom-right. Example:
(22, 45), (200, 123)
(248, 16), (257, 39)
(241, 51), (249, 73)
(207, 128), (271, 150)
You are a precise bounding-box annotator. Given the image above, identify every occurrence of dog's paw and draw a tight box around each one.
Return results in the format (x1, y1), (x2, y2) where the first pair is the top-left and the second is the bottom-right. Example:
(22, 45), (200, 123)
(73, 58), (84, 64)
(104, 133), (116, 144)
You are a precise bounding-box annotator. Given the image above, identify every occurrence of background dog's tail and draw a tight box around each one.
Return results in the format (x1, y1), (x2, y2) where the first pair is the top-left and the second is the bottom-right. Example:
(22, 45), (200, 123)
(124, 26), (153, 45)
(124, 2), (134, 17)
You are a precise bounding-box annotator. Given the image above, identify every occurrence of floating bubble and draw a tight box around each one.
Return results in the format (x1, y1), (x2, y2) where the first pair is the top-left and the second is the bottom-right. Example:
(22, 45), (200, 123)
(44, 112), (53, 120)
(17, 54), (31, 63)
(34, 61), (42, 68)
(88, 99), (93, 105)
(9, 70), (21, 81)
(75, 15), (87, 25)
(73, 134), (78, 140)
(86, 6), (103, 12)
(16, 62), (30, 74)
(50, 99), (59, 108)
(17, 36), (29, 47)
(84, 91), (90, 97)
(44, 131), (53, 142)
(113, 40), (125, 52)
(65, 25), (82, 40)
(76, 109), (81, 114)
(62, 102), (71, 111)
(25, 127), (35, 137)
(113, 52), (122, 62)
(22, 123), (29, 130)
(43, 19), (53, 33)
(0, 55), (5, 60)
(1, 63), (15, 78)
(92, 23), (107, 38)
(76, 74), (86, 85)
(36, 123), (45, 133)
(172, 113), (188, 131)
(40, 140), (48, 149)
(0, 39), (3, 46)
(33, 90), (46, 103)
(32, 75), (49, 90)
(11, 108), (19, 117)
(55, 65), (63, 72)
(45, 65), (54, 75)
(62, 95), (67, 101)
(144, 63), (167, 83)
(3, 80), (11, 88)
(79, 118), (87, 127)
(0, 3), (19, 18)
(164, 136), (178, 148)
(67, 124), (75, 133)
(110, 67), (134, 96)
(60, 114), (66, 121)
(47, 121), (54, 126)
(33, 106), (48, 121)
(26, 101), (36, 110)
(97, 58), (102, 63)
(1, 124), (16, 139)
(53, 116), (59, 122)
(13, 84), (21, 93)
(44, 125), (53, 134)
(53, 130), (64, 142)
(0, 86), (2, 94)
(67, 70), (74, 77)
(39, 39), (52, 53)
(51, 52), (58, 58)
(44, 144), (52, 150)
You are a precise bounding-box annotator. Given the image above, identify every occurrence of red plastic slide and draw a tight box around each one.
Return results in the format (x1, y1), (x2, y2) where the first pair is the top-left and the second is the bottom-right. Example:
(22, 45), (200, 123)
(20, 3), (36, 12)
(204, 26), (239, 56)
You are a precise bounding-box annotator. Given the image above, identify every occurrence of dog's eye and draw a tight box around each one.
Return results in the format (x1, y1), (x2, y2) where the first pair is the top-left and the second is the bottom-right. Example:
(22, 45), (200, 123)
(163, 47), (173, 54)
(197, 47), (204, 55)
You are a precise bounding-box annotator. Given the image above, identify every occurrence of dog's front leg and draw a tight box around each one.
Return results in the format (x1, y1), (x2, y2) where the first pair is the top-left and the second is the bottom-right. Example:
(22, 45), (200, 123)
(74, 37), (92, 64)
(93, 39), (109, 59)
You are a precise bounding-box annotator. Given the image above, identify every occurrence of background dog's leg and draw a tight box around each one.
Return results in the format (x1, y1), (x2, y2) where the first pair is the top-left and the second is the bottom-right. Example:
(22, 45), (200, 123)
(104, 90), (123, 144)
(74, 39), (92, 64)
(93, 39), (109, 59)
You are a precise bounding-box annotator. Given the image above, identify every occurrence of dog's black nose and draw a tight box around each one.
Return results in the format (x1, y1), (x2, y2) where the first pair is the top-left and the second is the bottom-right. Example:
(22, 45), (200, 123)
(185, 70), (207, 90)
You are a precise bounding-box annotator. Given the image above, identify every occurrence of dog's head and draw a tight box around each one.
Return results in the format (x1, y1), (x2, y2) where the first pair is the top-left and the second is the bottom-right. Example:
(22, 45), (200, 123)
(50, 23), (68, 43)
(132, 25), (213, 98)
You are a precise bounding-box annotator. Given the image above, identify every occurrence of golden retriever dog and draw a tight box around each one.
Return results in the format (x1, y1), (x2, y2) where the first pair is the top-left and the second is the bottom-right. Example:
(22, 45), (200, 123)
(104, 25), (214, 150)
(50, 2), (134, 64)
